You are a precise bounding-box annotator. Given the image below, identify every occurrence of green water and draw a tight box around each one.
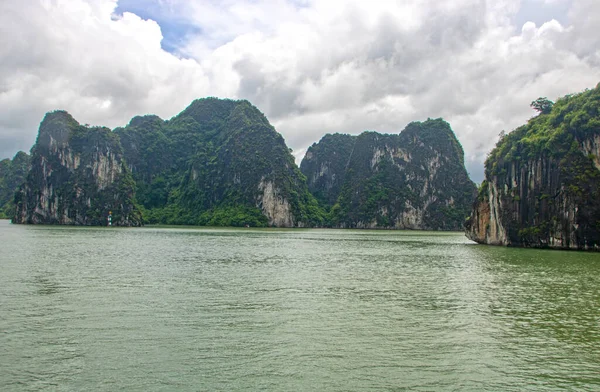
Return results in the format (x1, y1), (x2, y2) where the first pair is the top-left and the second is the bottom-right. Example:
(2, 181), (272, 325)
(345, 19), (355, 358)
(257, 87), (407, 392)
(1, 220), (599, 391)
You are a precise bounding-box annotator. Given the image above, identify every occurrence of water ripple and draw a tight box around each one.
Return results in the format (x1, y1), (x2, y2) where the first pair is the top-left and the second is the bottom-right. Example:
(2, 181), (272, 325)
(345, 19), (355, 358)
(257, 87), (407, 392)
(1, 222), (600, 391)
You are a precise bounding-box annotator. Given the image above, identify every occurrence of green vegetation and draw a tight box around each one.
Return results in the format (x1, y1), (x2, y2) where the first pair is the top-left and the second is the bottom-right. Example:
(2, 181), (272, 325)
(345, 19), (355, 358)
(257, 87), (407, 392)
(475, 83), (600, 248)
(300, 133), (356, 207)
(486, 85), (600, 175)
(13, 111), (142, 226)
(304, 119), (476, 230)
(530, 97), (554, 114)
(116, 98), (324, 226)
(0, 151), (29, 218)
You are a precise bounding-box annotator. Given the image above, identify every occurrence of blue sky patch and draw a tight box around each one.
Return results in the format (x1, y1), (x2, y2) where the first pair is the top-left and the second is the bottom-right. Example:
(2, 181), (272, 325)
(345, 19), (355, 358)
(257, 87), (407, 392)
(514, 0), (572, 30)
(114, 0), (202, 54)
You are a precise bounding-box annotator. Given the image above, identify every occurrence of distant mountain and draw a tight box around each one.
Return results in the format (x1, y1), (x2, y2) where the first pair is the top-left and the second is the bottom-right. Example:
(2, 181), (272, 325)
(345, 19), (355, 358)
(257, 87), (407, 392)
(466, 84), (600, 250)
(0, 151), (29, 219)
(13, 111), (141, 226)
(301, 119), (477, 230)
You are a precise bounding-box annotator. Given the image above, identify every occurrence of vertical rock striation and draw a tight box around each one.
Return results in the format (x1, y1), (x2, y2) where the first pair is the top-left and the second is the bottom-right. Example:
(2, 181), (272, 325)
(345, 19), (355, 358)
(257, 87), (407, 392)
(466, 84), (600, 250)
(13, 111), (141, 226)
(302, 119), (477, 230)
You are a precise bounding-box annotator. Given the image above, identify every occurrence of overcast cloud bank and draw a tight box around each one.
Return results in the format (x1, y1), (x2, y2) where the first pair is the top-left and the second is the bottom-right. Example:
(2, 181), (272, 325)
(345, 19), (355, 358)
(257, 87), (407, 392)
(2, 0), (599, 182)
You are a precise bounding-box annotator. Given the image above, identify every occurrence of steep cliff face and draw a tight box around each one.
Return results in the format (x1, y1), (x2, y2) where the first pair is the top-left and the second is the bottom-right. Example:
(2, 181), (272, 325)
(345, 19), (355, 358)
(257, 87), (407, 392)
(325, 119), (476, 230)
(13, 111), (141, 226)
(466, 84), (600, 250)
(117, 98), (323, 227)
(300, 133), (356, 207)
(0, 151), (30, 218)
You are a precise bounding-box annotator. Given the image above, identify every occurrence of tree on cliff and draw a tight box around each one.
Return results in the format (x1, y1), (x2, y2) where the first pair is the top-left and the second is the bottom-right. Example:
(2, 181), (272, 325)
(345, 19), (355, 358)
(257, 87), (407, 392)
(530, 97), (554, 114)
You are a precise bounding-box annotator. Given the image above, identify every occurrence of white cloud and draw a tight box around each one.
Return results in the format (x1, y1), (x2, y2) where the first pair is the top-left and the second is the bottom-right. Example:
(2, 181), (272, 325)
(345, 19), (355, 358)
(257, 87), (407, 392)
(1, 0), (600, 183)
(0, 0), (211, 155)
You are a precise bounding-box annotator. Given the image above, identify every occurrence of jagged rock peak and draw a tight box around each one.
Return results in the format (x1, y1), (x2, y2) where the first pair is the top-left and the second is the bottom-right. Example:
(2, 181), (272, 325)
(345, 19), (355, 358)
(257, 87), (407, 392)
(403, 118), (466, 163)
(13, 111), (141, 226)
(36, 110), (79, 150)
(302, 118), (476, 230)
(116, 96), (323, 227)
(11, 151), (30, 165)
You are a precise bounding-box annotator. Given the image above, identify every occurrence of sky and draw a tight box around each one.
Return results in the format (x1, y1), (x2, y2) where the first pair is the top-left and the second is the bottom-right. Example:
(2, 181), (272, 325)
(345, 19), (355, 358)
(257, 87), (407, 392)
(1, 0), (599, 183)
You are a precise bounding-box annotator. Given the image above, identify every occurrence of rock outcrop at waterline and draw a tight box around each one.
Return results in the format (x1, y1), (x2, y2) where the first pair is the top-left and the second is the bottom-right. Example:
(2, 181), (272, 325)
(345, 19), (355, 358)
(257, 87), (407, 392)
(13, 111), (142, 226)
(466, 84), (600, 250)
(301, 119), (477, 230)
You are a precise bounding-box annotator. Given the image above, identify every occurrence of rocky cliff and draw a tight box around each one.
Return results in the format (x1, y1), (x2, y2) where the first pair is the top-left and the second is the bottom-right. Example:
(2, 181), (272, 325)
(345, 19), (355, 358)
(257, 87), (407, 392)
(466, 84), (600, 250)
(300, 133), (356, 207)
(13, 111), (142, 226)
(9, 100), (478, 230)
(302, 119), (477, 230)
(116, 98), (323, 227)
(0, 151), (30, 218)
(9, 99), (322, 228)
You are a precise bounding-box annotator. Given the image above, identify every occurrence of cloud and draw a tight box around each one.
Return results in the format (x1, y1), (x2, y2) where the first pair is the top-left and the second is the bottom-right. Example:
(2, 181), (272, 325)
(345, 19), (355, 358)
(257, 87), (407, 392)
(0, 0), (212, 157)
(1, 0), (600, 183)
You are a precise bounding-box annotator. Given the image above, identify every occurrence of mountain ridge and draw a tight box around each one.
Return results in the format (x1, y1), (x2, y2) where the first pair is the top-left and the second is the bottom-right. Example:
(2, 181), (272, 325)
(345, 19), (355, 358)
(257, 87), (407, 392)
(301, 118), (477, 230)
(5, 98), (477, 230)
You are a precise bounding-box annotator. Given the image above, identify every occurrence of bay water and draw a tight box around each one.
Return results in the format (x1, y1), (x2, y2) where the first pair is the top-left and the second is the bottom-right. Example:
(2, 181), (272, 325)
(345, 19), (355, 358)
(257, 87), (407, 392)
(1, 220), (599, 391)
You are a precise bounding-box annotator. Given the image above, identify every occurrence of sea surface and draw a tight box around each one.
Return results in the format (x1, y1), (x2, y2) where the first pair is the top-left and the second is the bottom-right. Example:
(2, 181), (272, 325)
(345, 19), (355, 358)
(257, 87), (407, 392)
(1, 219), (599, 391)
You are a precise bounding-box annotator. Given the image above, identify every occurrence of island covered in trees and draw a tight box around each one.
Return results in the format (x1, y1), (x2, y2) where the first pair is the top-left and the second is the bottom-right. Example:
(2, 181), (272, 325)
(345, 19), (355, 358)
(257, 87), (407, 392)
(5, 98), (475, 230)
(2, 83), (600, 250)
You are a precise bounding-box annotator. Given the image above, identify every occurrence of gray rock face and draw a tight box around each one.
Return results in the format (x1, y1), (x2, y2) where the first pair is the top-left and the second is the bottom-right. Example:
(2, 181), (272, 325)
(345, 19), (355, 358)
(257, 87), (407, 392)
(13, 111), (141, 226)
(466, 85), (600, 250)
(257, 179), (294, 227)
(466, 152), (599, 250)
(303, 119), (477, 230)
